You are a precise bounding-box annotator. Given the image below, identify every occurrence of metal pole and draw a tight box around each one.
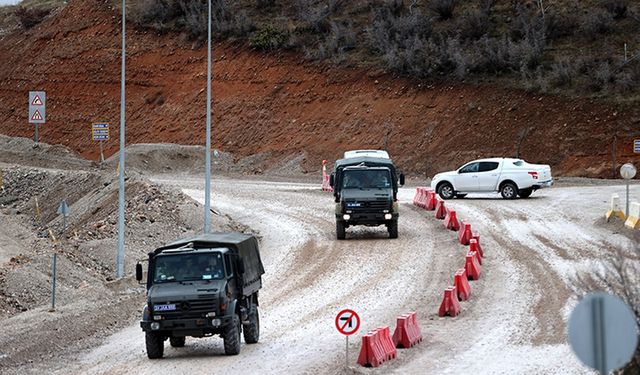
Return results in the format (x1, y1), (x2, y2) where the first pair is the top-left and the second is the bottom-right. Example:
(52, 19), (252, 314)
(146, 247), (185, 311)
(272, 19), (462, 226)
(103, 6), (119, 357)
(116, 0), (126, 278)
(626, 182), (630, 217)
(204, 0), (212, 234)
(35, 124), (39, 145)
(345, 336), (349, 369)
(51, 253), (57, 311)
(625, 43), (628, 62)
(591, 296), (607, 375)
(99, 140), (105, 164)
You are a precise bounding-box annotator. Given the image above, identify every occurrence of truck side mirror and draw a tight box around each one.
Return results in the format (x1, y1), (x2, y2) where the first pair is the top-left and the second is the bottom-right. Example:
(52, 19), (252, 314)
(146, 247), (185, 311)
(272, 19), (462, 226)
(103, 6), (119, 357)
(399, 173), (405, 186)
(329, 173), (334, 187)
(135, 263), (143, 281)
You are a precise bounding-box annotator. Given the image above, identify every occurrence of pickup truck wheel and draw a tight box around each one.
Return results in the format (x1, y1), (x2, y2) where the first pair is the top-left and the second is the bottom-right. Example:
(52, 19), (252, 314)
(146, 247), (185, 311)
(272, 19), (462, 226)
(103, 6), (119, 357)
(243, 305), (260, 344)
(145, 332), (164, 359)
(336, 221), (346, 240)
(500, 182), (518, 199)
(387, 219), (398, 239)
(169, 336), (185, 347)
(519, 188), (532, 198)
(223, 313), (241, 355)
(437, 183), (455, 200)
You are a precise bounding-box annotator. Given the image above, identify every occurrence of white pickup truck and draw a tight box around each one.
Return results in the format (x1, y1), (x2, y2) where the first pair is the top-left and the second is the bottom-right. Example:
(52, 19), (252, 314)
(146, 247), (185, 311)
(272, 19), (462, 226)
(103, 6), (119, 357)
(430, 158), (553, 199)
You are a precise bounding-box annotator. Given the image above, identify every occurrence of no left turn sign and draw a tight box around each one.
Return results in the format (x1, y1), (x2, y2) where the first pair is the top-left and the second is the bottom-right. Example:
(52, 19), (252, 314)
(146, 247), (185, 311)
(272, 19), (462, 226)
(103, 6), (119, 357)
(335, 309), (360, 336)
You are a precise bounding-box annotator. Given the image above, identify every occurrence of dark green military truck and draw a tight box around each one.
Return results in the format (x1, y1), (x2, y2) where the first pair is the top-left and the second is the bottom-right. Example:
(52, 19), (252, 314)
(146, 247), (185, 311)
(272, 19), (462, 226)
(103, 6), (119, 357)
(330, 152), (404, 239)
(136, 232), (265, 358)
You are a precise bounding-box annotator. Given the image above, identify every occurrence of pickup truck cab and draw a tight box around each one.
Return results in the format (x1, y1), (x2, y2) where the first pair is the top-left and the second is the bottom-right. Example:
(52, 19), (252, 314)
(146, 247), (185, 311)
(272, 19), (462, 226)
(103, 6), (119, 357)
(431, 158), (553, 199)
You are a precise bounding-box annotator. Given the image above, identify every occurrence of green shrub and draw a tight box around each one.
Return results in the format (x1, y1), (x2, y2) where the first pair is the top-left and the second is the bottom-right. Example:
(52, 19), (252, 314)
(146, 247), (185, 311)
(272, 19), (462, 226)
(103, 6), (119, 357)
(250, 25), (289, 50)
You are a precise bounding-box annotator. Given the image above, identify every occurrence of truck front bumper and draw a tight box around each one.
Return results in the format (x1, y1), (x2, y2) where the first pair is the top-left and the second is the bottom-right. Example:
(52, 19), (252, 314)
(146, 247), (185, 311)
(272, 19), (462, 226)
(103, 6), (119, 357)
(141, 315), (233, 335)
(337, 212), (398, 226)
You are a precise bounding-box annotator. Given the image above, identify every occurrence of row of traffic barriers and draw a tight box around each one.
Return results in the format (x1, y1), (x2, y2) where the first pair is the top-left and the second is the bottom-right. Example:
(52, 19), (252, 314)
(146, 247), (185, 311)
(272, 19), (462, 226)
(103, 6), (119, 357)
(357, 312), (423, 367)
(606, 193), (640, 230)
(411, 187), (486, 317)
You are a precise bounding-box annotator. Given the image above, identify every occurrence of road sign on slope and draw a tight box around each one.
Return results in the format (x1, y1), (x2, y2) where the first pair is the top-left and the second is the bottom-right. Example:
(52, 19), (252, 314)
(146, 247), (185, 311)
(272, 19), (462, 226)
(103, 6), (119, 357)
(335, 309), (361, 336)
(29, 91), (46, 124)
(634, 139), (640, 154)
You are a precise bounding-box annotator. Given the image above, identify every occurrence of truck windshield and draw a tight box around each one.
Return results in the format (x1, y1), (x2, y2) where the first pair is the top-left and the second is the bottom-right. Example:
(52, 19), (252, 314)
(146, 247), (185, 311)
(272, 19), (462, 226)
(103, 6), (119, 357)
(153, 252), (225, 283)
(342, 170), (391, 189)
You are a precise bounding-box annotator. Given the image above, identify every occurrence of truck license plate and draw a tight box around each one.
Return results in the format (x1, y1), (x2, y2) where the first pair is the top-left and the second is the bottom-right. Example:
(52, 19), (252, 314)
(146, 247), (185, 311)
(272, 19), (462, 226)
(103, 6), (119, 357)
(153, 304), (176, 311)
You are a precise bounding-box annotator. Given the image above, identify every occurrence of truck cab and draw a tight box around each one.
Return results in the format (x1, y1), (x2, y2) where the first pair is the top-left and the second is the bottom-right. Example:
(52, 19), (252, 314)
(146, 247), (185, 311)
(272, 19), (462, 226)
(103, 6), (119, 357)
(137, 233), (264, 358)
(330, 153), (404, 239)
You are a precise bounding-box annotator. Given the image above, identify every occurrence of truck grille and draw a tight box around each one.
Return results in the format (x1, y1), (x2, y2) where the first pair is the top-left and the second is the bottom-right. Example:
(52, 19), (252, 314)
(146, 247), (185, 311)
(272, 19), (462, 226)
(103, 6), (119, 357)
(345, 200), (390, 212)
(156, 298), (217, 319)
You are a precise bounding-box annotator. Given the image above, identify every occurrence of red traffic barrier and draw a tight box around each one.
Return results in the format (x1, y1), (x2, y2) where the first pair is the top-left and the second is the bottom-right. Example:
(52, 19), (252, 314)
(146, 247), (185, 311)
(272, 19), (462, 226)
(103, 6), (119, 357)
(392, 312), (423, 348)
(426, 190), (437, 211)
(465, 251), (482, 280)
(469, 239), (482, 265)
(417, 187), (428, 208)
(321, 160), (333, 192)
(412, 188), (421, 206)
(454, 268), (472, 301)
(458, 221), (472, 245)
(471, 232), (484, 258)
(358, 327), (396, 367)
(444, 208), (461, 231)
(435, 199), (447, 219)
(438, 286), (461, 317)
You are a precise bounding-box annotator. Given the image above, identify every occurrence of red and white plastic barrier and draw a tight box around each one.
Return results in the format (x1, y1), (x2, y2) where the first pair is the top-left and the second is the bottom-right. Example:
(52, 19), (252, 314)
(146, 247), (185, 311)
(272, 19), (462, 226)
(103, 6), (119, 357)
(469, 239), (482, 265)
(471, 233), (483, 258)
(426, 190), (437, 210)
(392, 312), (423, 348)
(438, 286), (461, 317)
(458, 221), (472, 245)
(454, 268), (472, 301)
(434, 199), (447, 219)
(444, 208), (460, 231)
(321, 160), (333, 192)
(465, 251), (482, 280)
(357, 326), (396, 367)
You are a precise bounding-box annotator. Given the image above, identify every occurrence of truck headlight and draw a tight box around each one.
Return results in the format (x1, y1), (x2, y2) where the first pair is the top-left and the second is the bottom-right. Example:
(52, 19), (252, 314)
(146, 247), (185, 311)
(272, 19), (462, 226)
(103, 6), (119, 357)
(343, 214), (350, 220)
(150, 322), (160, 330)
(211, 318), (222, 327)
(384, 214), (392, 220)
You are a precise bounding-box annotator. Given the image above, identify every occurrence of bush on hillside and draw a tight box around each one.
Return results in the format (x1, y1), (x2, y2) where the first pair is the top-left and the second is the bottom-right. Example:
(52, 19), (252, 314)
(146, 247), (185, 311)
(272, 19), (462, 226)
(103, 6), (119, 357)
(459, 7), (490, 40)
(603, 0), (628, 19)
(14, 6), (51, 29)
(580, 8), (614, 39)
(250, 24), (289, 50)
(429, 0), (457, 21)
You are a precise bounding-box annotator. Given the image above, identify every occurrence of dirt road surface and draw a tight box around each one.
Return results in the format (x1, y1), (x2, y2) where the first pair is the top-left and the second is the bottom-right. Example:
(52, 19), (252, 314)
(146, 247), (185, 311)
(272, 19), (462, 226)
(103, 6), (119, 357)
(40, 176), (638, 374)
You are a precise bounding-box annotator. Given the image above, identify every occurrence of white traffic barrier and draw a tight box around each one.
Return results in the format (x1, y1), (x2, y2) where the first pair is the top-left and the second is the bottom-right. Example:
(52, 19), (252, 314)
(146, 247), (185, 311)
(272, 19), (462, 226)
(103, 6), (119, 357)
(624, 202), (640, 229)
(606, 194), (625, 221)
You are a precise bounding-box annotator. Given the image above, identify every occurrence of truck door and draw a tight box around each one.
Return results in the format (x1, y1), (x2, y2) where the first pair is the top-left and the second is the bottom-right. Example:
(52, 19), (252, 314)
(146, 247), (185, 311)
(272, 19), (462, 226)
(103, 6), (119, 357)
(455, 162), (480, 191)
(477, 161), (501, 191)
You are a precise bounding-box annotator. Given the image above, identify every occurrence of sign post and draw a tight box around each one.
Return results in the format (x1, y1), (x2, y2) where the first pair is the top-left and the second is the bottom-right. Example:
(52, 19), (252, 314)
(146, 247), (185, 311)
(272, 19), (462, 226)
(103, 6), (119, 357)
(568, 293), (638, 374)
(57, 199), (70, 235)
(620, 163), (637, 217)
(92, 123), (110, 164)
(335, 309), (361, 369)
(29, 91), (46, 145)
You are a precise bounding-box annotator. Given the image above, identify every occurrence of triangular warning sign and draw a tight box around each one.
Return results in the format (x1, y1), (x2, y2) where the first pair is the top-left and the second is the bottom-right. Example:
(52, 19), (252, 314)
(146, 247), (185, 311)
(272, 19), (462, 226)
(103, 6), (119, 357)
(31, 109), (43, 121)
(31, 95), (43, 106)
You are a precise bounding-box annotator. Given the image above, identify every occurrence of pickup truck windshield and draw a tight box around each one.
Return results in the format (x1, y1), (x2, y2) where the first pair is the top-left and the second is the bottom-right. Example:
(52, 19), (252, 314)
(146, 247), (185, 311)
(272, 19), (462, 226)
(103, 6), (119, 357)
(153, 253), (225, 283)
(342, 170), (391, 189)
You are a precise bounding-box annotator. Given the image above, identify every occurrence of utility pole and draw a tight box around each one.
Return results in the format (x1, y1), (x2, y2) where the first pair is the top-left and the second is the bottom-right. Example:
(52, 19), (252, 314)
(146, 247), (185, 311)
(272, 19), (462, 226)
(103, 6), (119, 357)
(204, 0), (213, 234)
(116, 0), (126, 278)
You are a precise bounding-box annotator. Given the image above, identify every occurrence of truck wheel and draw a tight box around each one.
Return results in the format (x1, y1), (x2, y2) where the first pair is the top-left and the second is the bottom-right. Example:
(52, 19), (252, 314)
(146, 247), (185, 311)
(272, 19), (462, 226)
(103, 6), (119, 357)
(145, 332), (164, 359)
(336, 221), (346, 240)
(500, 182), (518, 199)
(388, 219), (398, 239)
(223, 313), (241, 355)
(437, 183), (455, 200)
(243, 305), (260, 344)
(519, 188), (532, 198)
(170, 336), (185, 347)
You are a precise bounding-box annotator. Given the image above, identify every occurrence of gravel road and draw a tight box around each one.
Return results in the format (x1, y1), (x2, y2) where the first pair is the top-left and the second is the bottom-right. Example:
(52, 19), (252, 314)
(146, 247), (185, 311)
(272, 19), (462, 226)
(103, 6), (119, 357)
(47, 176), (638, 374)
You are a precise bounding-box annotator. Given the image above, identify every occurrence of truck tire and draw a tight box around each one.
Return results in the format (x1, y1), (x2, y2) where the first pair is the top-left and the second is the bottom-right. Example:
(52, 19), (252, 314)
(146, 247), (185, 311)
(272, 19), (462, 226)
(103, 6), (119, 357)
(243, 305), (260, 344)
(145, 332), (164, 359)
(500, 182), (518, 199)
(437, 182), (455, 200)
(223, 313), (241, 355)
(336, 221), (346, 240)
(518, 188), (532, 198)
(388, 219), (398, 239)
(170, 336), (185, 347)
